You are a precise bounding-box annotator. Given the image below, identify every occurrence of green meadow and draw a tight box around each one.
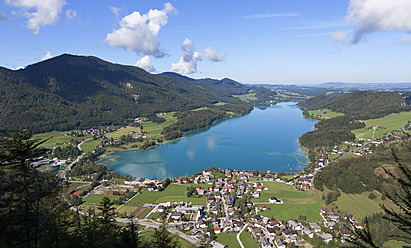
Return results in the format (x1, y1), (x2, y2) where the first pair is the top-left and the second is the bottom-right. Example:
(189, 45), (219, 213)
(34, 131), (92, 149)
(353, 112), (411, 139)
(251, 181), (321, 222)
(216, 233), (241, 248)
(240, 231), (260, 248)
(308, 109), (345, 120)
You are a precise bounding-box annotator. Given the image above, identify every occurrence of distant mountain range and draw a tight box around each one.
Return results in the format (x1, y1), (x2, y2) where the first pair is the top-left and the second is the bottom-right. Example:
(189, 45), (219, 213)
(318, 82), (411, 91)
(250, 82), (411, 92)
(0, 54), (274, 133)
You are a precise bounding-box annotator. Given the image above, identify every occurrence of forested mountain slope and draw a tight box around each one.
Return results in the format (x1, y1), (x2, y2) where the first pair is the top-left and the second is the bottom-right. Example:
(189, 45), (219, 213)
(0, 54), (254, 133)
(297, 91), (410, 120)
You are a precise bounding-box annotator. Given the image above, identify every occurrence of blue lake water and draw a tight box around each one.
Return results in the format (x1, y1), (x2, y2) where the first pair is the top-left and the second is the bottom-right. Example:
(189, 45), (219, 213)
(97, 102), (316, 179)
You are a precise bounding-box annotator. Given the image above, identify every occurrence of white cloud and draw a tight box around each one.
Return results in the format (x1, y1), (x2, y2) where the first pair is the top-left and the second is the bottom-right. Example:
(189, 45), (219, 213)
(170, 39), (202, 75)
(400, 35), (411, 44)
(105, 2), (177, 58)
(346, 0), (411, 44)
(135, 55), (155, 72)
(66, 9), (77, 20)
(241, 12), (299, 19)
(331, 30), (350, 44)
(108, 6), (123, 17)
(39, 51), (53, 61)
(0, 11), (9, 22)
(204, 47), (225, 62)
(6, 0), (66, 34)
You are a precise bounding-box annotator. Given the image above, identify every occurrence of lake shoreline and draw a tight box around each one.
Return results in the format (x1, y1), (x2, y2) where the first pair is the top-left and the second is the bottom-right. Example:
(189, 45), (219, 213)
(97, 102), (317, 179)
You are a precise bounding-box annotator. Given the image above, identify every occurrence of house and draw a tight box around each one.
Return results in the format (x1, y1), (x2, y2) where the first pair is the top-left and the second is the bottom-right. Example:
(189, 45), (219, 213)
(256, 185), (264, 191)
(326, 221), (336, 229)
(321, 208), (330, 214)
(72, 190), (84, 197)
(354, 222), (364, 229)
(213, 227), (221, 234)
(302, 227), (314, 238)
(269, 196), (282, 204)
(340, 228), (351, 236)
(260, 236), (271, 248)
(309, 222), (321, 232)
(287, 220), (301, 231)
(253, 192), (260, 198)
(198, 219), (207, 228)
(251, 214), (261, 222)
(233, 220), (244, 231)
(252, 228), (262, 236)
(274, 237), (286, 248)
(170, 212), (182, 220)
(344, 213), (353, 220)
(267, 227), (275, 237)
(157, 206), (166, 212)
(329, 215), (340, 222)
(260, 204), (268, 211)
(268, 220), (281, 227)
(282, 229), (298, 239)
(203, 169), (212, 176)
(319, 233), (333, 244)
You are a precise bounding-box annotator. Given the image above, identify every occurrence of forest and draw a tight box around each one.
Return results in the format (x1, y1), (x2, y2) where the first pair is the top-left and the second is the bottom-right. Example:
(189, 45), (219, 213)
(297, 91), (410, 120)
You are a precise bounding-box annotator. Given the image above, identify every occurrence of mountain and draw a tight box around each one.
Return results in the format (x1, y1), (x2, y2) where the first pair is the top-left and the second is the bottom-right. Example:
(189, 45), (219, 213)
(0, 54), (253, 133)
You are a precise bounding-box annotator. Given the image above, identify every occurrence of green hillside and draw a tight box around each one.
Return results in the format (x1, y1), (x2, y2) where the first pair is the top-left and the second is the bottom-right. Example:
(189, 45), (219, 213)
(0, 54), (253, 133)
(298, 91), (410, 120)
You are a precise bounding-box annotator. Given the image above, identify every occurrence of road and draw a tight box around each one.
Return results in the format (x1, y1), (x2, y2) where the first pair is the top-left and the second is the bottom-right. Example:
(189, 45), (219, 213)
(237, 223), (249, 248)
(115, 218), (198, 244)
(59, 138), (92, 179)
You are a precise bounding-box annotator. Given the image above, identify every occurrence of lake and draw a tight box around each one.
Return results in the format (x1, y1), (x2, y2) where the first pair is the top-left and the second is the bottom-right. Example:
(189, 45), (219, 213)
(97, 102), (316, 179)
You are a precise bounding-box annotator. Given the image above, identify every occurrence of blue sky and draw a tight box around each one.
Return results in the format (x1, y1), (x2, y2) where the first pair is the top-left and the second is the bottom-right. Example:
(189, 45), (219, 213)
(1, 0), (411, 84)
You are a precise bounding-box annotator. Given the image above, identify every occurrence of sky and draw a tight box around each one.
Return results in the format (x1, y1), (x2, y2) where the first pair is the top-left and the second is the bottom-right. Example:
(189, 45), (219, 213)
(1, 0), (411, 85)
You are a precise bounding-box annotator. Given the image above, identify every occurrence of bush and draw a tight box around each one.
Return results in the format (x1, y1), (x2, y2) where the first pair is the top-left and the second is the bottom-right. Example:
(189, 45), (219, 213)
(368, 192), (377, 199)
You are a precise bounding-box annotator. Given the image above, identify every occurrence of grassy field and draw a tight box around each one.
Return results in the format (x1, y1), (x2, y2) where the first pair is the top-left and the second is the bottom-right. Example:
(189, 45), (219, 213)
(141, 113), (178, 138)
(384, 240), (411, 248)
(65, 182), (90, 193)
(249, 181), (321, 221)
(105, 126), (141, 139)
(353, 112), (411, 139)
(255, 181), (310, 202)
(216, 233), (241, 248)
(81, 139), (101, 153)
(134, 207), (152, 219)
(34, 131), (92, 149)
(128, 184), (206, 206)
(233, 93), (257, 101)
(117, 205), (139, 215)
(333, 190), (396, 221)
(308, 109), (345, 120)
(83, 194), (121, 204)
(259, 202), (322, 222)
(240, 230), (260, 248)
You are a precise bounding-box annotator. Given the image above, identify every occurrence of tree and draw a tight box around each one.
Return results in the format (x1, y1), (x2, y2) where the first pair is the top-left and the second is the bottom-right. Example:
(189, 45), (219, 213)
(120, 219), (141, 248)
(0, 131), (59, 248)
(349, 146), (411, 247)
(149, 222), (180, 248)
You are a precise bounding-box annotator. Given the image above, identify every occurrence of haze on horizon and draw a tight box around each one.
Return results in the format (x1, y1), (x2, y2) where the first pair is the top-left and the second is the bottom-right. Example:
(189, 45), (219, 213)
(1, 0), (411, 85)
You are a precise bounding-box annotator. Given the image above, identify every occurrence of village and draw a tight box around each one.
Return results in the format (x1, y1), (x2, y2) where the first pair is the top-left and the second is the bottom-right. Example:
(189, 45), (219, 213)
(66, 161), (368, 248)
